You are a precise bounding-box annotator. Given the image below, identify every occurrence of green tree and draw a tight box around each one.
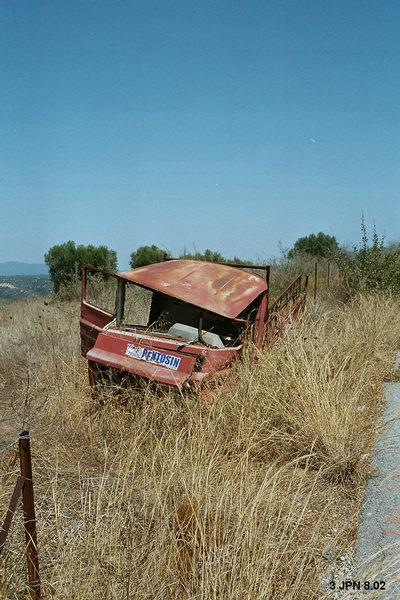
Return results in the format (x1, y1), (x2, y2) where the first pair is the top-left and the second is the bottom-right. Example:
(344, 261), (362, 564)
(45, 241), (117, 292)
(130, 245), (167, 268)
(288, 232), (339, 259)
(179, 249), (226, 262)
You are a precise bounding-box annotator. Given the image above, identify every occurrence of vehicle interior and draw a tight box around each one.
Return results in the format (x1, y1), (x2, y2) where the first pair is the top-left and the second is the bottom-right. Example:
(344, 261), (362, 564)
(111, 281), (260, 349)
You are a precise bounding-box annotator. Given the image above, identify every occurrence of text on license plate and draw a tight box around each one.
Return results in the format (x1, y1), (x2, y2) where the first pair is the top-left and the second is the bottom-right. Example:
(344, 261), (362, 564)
(125, 344), (181, 370)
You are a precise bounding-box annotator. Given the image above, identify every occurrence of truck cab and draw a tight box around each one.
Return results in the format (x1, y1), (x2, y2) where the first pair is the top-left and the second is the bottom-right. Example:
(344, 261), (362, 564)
(80, 259), (307, 399)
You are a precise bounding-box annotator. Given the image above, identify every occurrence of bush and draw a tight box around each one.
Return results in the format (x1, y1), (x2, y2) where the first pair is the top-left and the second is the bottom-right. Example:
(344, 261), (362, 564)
(334, 222), (400, 296)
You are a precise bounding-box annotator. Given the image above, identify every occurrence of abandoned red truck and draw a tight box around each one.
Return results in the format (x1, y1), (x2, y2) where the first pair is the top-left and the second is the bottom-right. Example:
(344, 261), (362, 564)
(80, 258), (308, 400)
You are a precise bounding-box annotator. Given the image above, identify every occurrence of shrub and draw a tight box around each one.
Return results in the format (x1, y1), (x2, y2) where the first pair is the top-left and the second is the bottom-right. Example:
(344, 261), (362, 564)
(334, 221), (400, 296)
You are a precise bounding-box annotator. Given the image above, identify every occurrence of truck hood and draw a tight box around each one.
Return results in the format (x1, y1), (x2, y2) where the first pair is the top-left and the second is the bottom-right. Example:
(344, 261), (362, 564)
(118, 260), (268, 319)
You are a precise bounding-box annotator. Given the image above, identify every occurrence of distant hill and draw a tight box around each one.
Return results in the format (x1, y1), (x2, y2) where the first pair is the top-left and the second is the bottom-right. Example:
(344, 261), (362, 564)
(0, 262), (48, 276)
(0, 274), (52, 301)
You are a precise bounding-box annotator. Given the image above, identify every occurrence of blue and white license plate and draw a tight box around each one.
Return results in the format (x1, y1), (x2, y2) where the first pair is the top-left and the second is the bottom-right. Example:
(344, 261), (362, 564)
(125, 344), (181, 370)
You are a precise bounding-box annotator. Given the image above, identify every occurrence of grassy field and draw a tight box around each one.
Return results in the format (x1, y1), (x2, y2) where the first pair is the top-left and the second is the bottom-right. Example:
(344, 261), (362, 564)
(0, 282), (399, 599)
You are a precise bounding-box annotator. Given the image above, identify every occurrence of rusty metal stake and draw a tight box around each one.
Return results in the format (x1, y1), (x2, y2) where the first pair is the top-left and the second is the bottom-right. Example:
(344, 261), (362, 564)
(313, 263), (317, 304)
(19, 432), (40, 600)
(327, 262), (330, 287)
(266, 265), (271, 288)
(0, 475), (25, 557)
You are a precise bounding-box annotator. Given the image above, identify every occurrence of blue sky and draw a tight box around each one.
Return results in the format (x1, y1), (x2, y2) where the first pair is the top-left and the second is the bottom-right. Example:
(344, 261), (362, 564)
(1, 1), (399, 270)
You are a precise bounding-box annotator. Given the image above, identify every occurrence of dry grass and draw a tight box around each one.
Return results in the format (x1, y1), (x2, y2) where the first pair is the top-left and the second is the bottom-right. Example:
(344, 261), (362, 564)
(1, 290), (400, 599)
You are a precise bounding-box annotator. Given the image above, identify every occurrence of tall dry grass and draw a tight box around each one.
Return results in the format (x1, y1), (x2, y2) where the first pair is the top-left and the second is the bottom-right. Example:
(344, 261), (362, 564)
(0, 290), (400, 599)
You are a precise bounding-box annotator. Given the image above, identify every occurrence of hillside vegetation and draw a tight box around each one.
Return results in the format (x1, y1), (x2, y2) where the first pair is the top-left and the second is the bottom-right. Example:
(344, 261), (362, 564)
(0, 275), (52, 302)
(0, 280), (399, 598)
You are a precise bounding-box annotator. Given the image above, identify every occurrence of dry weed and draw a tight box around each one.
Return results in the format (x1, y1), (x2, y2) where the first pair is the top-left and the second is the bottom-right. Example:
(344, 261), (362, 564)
(0, 291), (399, 598)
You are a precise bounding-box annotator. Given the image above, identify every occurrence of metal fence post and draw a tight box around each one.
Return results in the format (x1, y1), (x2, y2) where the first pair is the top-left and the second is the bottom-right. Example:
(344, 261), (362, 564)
(327, 262), (330, 287)
(266, 265), (271, 311)
(19, 432), (40, 600)
(313, 262), (317, 304)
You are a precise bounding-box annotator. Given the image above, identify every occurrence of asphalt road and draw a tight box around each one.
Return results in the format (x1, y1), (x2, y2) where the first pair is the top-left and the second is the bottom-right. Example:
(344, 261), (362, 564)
(354, 353), (400, 599)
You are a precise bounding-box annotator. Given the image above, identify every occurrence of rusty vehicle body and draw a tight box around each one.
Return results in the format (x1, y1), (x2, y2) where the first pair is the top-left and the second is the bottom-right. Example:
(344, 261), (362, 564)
(80, 259), (308, 399)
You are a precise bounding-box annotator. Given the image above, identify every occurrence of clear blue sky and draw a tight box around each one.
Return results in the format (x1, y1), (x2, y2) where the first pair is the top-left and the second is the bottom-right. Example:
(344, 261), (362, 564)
(1, 1), (399, 270)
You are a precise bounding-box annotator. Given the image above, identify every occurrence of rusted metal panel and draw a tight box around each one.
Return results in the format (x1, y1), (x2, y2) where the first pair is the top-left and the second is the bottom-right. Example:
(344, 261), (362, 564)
(163, 254), (271, 282)
(87, 328), (239, 388)
(87, 333), (197, 386)
(88, 347), (192, 386)
(80, 265), (117, 357)
(189, 349), (238, 386)
(80, 302), (114, 356)
(118, 260), (268, 319)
